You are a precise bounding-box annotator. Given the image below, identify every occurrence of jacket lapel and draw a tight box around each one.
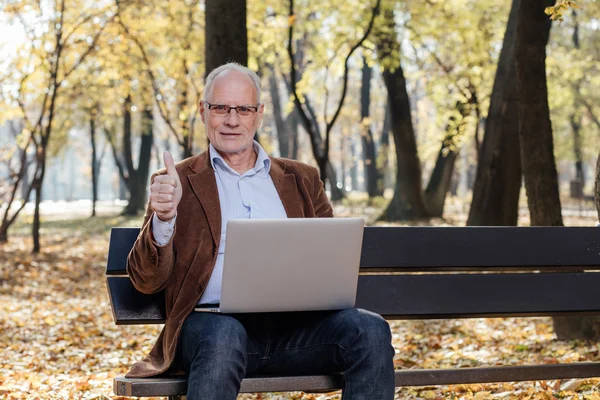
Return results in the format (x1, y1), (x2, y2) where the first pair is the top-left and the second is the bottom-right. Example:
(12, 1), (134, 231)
(270, 158), (304, 218)
(187, 152), (221, 247)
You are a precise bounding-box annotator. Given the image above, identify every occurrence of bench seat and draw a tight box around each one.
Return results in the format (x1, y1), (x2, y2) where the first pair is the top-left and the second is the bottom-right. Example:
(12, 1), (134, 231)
(115, 362), (600, 396)
(106, 226), (600, 398)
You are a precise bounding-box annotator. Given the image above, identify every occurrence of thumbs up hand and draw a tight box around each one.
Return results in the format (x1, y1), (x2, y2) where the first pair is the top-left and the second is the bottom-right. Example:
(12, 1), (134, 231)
(150, 151), (183, 222)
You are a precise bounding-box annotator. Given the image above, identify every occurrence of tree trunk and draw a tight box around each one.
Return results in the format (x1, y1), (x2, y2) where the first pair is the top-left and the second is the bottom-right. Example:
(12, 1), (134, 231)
(570, 113), (585, 196)
(515, 0), (563, 227)
(124, 177), (148, 217)
(0, 221), (8, 243)
(376, 8), (428, 220)
(299, 97), (344, 200)
(121, 94), (135, 215)
(0, 136), (32, 244)
(468, 0), (522, 226)
(570, 10), (584, 195)
(425, 102), (471, 217)
(90, 110), (98, 217)
(178, 77), (194, 160)
(425, 140), (458, 218)
(594, 153), (600, 222)
(205, 0), (248, 75)
(20, 155), (31, 200)
(122, 103), (154, 216)
(32, 184), (42, 253)
(288, 109), (300, 159)
(350, 138), (359, 191)
(32, 133), (50, 253)
(32, 160), (45, 254)
(268, 65), (292, 158)
(515, 0), (583, 339)
(327, 163), (345, 201)
(361, 58), (383, 198)
(340, 137), (346, 192)
(379, 102), (391, 193)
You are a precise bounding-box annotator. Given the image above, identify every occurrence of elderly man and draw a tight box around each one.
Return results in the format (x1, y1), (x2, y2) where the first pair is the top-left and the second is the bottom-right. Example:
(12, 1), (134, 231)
(126, 62), (395, 399)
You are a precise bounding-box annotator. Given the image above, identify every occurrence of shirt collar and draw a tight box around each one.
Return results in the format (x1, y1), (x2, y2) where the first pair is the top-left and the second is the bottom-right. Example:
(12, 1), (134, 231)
(209, 141), (271, 175)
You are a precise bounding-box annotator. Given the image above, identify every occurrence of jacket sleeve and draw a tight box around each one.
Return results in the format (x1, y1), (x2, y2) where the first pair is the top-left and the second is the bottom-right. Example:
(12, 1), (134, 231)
(312, 166), (334, 218)
(126, 170), (175, 294)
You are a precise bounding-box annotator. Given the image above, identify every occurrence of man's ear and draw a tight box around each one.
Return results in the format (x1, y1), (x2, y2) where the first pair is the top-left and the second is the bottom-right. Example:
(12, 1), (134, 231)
(256, 103), (265, 130)
(199, 101), (206, 124)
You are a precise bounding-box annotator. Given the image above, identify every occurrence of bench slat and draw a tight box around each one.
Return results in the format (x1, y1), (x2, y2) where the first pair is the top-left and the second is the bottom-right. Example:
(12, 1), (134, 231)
(114, 362), (600, 396)
(355, 272), (600, 318)
(106, 227), (600, 276)
(106, 277), (166, 324)
(114, 375), (342, 396)
(360, 226), (600, 269)
(106, 228), (140, 276)
(107, 272), (600, 324)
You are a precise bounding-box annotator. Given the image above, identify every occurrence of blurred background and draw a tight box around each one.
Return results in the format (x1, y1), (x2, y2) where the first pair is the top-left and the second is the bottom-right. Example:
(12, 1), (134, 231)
(1, 0), (600, 253)
(1, 1), (600, 398)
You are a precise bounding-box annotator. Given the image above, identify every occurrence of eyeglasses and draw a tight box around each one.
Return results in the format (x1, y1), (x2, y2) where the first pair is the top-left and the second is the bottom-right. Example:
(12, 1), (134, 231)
(204, 102), (260, 117)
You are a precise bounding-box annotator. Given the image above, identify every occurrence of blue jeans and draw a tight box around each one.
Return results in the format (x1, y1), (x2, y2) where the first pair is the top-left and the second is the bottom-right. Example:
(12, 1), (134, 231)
(176, 308), (395, 399)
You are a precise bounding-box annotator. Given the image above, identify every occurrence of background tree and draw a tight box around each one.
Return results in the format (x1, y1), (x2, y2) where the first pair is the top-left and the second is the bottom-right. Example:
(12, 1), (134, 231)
(515, 0), (563, 227)
(374, 2), (429, 220)
(205, 0), (247, 75)
(360, 57), (384, 198)
(406, 0), (503, 218)
(118, 0), (204, 159)
(468, 0), (522, 226)
(0, 120), (31, 243)
(287, 0), (381, 193)
(1, 0), (116, 252)
(596, 151), (600, 220)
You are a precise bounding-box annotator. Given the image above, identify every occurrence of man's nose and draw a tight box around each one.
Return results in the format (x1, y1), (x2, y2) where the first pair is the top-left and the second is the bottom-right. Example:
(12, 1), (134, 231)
(225, 109), (240, 125)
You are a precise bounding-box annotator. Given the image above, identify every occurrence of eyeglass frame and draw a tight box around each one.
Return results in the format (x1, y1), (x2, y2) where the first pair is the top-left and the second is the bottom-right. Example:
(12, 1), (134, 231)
(202, 101), (262, 117)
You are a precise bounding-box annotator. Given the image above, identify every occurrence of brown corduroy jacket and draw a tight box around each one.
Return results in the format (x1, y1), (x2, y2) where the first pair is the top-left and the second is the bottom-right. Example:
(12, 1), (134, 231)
(125, 150), (334, 378)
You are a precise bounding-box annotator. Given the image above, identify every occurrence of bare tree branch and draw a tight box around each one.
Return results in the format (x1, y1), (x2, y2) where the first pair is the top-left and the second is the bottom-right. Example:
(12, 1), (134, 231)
(574, 87), (600, 132)
(62, 11), (118, 81)
(323, 0), (381, 174)
(116, 15), (184, 147)
(102, 123), (129, 184)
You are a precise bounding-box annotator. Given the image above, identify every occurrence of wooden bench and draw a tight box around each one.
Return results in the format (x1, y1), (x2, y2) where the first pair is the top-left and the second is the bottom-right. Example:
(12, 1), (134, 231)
(106, 226), (600, 399)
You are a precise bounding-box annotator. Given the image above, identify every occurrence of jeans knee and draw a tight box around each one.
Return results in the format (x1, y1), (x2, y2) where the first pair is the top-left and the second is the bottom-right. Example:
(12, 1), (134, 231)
(355, 309), (392, 347)
(335, 309), (393, 351)
(180, 313), (248, 366)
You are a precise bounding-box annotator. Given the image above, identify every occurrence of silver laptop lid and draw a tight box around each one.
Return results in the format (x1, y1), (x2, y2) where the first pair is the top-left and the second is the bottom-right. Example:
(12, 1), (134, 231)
(219, 218), (364, 313)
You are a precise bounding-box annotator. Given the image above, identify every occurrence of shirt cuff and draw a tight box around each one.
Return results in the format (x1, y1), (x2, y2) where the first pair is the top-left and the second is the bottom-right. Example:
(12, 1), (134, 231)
(152, 213), (176, 246)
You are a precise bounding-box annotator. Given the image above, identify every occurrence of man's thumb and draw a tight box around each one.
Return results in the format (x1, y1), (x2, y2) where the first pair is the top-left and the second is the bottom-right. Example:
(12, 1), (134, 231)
(163, 151), (178, 178)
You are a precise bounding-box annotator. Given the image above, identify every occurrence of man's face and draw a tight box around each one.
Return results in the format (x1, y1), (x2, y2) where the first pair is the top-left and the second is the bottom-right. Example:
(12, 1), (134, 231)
(200, 70), (264, 157)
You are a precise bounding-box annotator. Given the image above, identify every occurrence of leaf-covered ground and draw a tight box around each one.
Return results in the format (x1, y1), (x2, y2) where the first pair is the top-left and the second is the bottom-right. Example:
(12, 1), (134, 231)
(1, 201), (599, 399)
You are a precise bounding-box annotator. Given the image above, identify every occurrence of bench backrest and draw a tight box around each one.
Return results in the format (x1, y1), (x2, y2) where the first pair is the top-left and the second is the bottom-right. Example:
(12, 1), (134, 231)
(106, 226), (600, 324)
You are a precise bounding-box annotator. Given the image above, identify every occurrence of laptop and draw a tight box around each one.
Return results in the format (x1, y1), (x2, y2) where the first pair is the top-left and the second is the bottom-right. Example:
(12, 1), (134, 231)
(194, 218), (364, 313)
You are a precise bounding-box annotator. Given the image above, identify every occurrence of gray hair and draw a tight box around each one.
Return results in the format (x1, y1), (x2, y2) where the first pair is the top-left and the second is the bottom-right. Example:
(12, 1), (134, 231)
(203, 62), (262, 104)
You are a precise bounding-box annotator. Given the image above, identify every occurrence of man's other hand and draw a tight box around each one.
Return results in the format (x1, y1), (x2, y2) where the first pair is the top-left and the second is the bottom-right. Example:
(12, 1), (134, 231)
(150, 151), (183, 222)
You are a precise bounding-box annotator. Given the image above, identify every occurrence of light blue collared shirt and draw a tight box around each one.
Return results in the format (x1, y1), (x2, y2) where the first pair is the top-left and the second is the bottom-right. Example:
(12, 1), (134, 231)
(201, 141), (288, 304)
